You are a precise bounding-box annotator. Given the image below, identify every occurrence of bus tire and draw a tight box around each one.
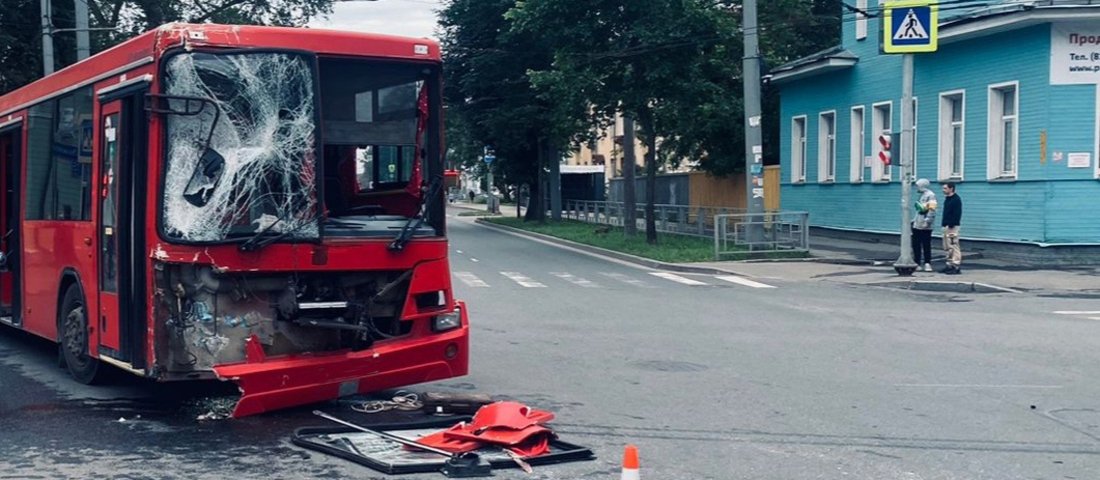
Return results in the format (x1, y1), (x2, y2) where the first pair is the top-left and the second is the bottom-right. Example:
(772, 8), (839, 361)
(60, 284), (103, 384)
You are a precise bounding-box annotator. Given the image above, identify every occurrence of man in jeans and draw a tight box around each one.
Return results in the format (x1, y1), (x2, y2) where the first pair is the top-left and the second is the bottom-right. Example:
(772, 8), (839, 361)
(940, 183), (963, 274)
(911, 179), (937, 272)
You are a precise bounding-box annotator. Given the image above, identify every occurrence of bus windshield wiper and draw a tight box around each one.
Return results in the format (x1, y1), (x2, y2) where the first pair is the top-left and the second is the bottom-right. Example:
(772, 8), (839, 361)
(238, 213), (316, 252)
(389, 175), (442, 252)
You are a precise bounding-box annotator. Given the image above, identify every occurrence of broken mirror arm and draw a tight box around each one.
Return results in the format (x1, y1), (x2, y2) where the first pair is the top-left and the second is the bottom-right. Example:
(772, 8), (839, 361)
(147, 94), (226, 207)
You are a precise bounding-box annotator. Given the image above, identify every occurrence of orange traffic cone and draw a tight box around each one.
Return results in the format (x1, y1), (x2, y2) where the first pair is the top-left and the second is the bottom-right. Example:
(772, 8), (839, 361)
(620, 444), (639, 480)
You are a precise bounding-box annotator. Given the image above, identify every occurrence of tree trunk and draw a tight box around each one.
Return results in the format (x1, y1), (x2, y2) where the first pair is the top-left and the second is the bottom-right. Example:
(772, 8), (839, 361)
(622, 113), (637, 236)
(548, 145), (561, 220)
(524, 143), (546, 222)
(638, 108), (658, 245)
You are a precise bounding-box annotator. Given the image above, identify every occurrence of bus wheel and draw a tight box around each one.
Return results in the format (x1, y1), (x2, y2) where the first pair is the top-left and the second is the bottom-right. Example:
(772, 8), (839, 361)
(60, 285), (102, 384)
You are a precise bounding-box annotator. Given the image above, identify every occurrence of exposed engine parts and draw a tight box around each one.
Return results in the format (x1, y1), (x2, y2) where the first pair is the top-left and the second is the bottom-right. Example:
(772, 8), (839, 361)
(154, 263), (412, 373)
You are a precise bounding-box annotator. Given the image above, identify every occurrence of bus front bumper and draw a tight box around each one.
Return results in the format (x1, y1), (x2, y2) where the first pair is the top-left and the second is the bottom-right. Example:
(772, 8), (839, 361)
(211, 310), (470, 418)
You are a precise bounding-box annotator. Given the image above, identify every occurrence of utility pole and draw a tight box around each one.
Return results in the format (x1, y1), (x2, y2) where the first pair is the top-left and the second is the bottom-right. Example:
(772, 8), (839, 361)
(75, 0), (90, 61)
(881, 1), (938, 276)
(893, 53), (917, 275)
(742, 0), (766, 245)
(40, 0), (55, 75)
(621, 113), (637, 236)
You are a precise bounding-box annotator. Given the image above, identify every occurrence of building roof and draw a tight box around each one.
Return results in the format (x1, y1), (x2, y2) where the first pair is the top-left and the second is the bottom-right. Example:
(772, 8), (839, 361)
(766, 46), (858, 84)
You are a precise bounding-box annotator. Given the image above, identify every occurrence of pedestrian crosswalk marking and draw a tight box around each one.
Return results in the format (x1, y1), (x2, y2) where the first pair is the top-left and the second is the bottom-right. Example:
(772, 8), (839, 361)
(454, 272), (489, 288)
(600, 272), (653, 288)
(649, 272), (708, 286)
(501, 272), (547, 288)
(716, 275), (776, 289)
(457, 270), (780, 290)
(1053, 311), (1100, 315)
(550, 272), (600, 288)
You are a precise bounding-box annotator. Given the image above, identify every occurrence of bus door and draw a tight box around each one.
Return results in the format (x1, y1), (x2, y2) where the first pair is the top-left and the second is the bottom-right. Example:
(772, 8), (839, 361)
(0, 122), (21, 326)
(96, 91), (147, 368)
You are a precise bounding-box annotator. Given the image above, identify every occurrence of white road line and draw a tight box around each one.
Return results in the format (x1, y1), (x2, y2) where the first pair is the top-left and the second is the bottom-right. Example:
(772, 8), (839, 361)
(716, 275), (776, 289)
(500, 272), (547, 288)
(456, 250), (464, 254)
(600, 272), (653, 288)
(550, 272), (600, 288)
(453, 272), (489, 288)
(649, 272), (708, 286)
(1053, 311), (1100, 315)
(1089, 317), (1100, 321)
(893, 384), (1063, 389)
(470, 258), (479, 263)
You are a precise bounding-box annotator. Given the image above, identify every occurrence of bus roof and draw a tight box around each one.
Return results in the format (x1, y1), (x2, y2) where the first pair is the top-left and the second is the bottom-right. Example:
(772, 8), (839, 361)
(0, 23), (441, 118)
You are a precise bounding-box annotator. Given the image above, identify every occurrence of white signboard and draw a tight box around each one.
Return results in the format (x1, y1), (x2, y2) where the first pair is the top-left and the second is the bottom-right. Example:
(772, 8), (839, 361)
(1067, 152), (1091, 168)
(1051, 23), (1100, 85)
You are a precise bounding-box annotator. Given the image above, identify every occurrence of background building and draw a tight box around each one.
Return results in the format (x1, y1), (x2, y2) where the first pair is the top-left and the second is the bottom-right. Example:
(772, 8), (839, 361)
(771, 1), (1100, 261)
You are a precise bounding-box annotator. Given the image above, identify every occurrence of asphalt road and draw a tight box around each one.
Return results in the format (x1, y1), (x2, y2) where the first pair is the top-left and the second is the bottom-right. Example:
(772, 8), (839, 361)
(1, 208), (1099, 479)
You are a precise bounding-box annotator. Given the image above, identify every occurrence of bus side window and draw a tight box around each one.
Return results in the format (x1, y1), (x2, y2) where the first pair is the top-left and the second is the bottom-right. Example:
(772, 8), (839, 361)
(25, 100), (57, 220)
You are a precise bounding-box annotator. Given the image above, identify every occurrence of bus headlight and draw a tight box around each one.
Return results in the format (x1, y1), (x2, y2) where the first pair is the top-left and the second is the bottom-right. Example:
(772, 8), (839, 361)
(432, 307), (462, 332)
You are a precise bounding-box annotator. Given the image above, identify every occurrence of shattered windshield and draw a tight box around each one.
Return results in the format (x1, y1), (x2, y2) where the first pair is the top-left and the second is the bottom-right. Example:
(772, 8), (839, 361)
(161, 51), (319, 243)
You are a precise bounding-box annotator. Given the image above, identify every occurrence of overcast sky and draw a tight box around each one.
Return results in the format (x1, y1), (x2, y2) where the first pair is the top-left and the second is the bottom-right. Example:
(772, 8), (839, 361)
(307, 0), (445, 39)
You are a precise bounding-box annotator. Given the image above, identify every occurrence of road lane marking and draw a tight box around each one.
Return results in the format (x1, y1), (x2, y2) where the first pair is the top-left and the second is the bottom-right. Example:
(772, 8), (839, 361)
(716, 275), (776, 289)
(456, 250), (464, 254)
(600, 272), (653, 288)
(453, 272), (489, 288)
(1053, 311), (1100, 315)
(893, 384), (1063, 389)
(1089, 317), (1100, 321)
(649, 272), (708, 286)
(500, 272), (547, 288)
(470, 258), (479, 263)
(550, 272), (600, 288)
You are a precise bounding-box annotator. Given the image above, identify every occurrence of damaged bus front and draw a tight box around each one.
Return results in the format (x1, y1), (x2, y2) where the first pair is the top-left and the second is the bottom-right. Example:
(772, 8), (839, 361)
(148, 48), (467, 417)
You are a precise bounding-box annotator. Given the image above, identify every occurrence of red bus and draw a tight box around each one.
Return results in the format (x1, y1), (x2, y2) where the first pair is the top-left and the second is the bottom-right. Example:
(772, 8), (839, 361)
(0, 23), (469, 417)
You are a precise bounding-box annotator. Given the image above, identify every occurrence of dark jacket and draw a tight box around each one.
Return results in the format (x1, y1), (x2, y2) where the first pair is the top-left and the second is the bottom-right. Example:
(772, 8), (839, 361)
(942, 194), (962, 228)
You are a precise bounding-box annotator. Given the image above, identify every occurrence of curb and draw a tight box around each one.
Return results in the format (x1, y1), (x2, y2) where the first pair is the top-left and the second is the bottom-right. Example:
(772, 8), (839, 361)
(449, 203), (492, 212)
(473, 219), (745, 275)
(868, 280), (1021, 294)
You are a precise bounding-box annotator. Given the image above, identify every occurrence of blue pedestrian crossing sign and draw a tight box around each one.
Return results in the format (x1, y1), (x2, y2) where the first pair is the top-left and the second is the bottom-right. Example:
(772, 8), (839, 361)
(883, 1), (938, 54)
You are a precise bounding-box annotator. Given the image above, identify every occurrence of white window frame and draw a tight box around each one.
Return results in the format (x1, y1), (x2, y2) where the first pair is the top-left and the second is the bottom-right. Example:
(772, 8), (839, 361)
(938, 90), (965, 181)
(987, 81), (1019, 180)
(850, 106), (865, 183)
(855, 0), (868, 40)
(818, 111), (837, 183)
(872, 101), (893, 182)
(791, 115), (807, 184)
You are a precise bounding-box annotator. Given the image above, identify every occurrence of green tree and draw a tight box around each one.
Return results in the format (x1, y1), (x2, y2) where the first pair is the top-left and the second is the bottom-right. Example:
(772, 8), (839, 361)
(0, 0), (335, 95)
(0, 0), (43, 94)
(508, 0), (739, 243)
(649, 1), (841, 176)
(439, 0), (589, 222)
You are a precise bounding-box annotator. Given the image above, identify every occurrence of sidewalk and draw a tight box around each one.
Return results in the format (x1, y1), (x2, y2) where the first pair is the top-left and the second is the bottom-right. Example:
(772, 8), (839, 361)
(458, 207), (1100, 297)
(691, 237), (1100, 297)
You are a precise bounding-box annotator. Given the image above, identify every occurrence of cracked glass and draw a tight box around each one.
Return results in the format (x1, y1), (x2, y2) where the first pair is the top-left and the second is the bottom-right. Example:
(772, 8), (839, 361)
(162, 51), (319, 242)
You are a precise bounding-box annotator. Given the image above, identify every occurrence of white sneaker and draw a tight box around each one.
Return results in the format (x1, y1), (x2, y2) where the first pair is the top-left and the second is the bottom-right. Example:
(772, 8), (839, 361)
(923, 263), (932, 272)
